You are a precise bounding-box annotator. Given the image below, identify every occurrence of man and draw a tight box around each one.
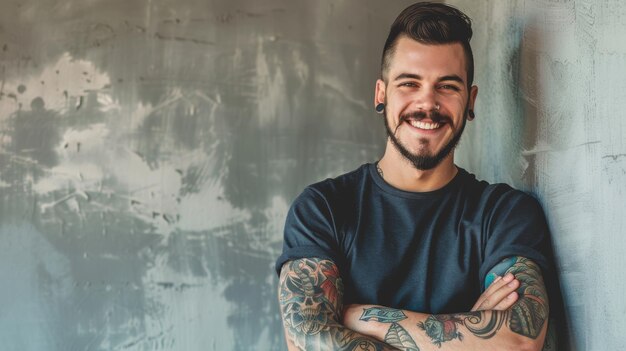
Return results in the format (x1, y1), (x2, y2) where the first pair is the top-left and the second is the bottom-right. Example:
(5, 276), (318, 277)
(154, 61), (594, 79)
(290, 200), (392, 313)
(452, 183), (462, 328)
(276, 2), (557, 350)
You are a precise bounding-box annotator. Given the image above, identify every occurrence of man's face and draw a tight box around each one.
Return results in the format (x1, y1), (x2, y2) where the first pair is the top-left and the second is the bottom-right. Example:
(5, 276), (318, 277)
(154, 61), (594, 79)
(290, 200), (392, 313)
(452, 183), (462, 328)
(377, 37), (477, 170)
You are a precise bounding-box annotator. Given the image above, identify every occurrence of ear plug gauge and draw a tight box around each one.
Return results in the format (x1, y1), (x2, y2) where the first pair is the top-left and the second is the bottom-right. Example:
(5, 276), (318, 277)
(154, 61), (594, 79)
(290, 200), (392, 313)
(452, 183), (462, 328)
(376, 103), (385, 114)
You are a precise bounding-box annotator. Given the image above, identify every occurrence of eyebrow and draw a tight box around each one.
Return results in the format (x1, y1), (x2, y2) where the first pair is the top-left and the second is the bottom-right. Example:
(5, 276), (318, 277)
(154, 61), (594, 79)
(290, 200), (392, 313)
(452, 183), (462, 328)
(393, 73), (465, 85)
(439, 75), (465, 85)
(393, 73), (422, 81)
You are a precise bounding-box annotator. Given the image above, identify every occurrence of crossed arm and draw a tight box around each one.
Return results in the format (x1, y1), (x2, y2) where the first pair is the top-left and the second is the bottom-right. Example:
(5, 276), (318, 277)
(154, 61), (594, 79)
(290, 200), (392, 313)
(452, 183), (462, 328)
(279, 258), (397, 350)
(278, 256), (552, 351)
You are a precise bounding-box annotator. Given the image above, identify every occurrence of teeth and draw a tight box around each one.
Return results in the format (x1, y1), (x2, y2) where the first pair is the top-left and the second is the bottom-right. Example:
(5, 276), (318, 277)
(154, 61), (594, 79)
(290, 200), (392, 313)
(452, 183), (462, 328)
(408, 120), (441, 130)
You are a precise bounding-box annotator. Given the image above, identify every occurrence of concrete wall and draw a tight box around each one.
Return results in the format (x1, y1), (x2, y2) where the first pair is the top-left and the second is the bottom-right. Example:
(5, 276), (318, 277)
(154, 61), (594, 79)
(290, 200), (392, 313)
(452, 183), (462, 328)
(450, 0), (626, 349)
(0, 0), (412, 350)
(0, 0), (623, 350)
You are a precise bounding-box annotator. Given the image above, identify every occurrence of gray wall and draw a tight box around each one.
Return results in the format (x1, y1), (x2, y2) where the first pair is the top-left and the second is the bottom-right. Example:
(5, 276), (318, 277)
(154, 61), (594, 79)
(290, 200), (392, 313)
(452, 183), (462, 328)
(450, 0), (626, 349)
(0, 0), (623, 350)
(0, 0), (410, 350)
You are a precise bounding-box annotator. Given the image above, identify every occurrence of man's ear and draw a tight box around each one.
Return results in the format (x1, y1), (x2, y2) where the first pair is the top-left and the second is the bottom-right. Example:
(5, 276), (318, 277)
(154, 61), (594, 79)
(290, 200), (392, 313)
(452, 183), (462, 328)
(374, 79), (386, 107)
(468, 85), (478, 120)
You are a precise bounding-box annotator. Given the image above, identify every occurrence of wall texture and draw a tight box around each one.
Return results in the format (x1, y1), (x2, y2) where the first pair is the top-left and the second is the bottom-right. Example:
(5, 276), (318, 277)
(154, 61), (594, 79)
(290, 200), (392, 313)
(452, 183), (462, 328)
(450, 0), (626, 349)
(0, 0), (412, 350)
(0, 0), (623, 350)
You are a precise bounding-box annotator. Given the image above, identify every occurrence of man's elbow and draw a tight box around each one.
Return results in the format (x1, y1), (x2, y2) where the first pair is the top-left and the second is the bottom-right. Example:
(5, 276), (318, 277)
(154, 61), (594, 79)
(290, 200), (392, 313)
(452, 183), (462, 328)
(507, 332), (546, 351)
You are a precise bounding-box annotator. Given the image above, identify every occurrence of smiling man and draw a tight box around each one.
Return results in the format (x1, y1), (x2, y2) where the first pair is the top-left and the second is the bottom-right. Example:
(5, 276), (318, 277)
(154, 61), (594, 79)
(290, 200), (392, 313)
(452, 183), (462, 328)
(277, 2), (556, 350)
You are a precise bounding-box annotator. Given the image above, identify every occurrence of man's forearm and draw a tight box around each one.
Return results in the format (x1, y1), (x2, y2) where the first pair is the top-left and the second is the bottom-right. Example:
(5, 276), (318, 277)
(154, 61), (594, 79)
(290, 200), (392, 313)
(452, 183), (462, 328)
(345, 305), (547, 351)
(344, 257), (550, 351)
(283, 319), (400, 351)
(279, 258), (400, 351)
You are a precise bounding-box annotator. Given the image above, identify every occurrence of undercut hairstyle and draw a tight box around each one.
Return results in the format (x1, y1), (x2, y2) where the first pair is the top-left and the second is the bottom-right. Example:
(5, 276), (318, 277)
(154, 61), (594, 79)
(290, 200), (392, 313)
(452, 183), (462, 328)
(381, 2), (474, 87)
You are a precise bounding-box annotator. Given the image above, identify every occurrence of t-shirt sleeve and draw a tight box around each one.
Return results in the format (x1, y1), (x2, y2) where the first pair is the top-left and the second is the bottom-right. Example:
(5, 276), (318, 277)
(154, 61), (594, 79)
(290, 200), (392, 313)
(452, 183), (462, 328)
(479, 189), (554, 290)
(275, 187), (341, 276)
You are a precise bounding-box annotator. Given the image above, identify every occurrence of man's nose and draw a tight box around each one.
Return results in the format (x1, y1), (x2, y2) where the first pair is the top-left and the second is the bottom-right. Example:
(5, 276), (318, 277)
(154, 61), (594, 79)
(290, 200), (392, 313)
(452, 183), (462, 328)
(414, 87), (438, 112)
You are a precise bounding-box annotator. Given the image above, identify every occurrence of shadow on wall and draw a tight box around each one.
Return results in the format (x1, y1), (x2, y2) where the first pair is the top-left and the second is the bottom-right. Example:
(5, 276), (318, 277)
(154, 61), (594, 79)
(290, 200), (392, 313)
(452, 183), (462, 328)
(516, 13), (573, 351)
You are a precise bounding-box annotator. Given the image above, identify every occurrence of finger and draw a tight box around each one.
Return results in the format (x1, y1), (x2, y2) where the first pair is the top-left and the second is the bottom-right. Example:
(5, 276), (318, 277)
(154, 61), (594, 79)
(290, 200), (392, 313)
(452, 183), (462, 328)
(472, 274), (513, 311)
(472, 275), (503, 310)
(492, 291), (518, 310)
(483, 273), (513, 298)
(476, 278), (520, 311)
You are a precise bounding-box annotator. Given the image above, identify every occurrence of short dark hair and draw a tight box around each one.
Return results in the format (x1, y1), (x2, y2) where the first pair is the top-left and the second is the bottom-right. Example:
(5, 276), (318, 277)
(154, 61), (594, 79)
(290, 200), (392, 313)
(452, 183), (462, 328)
(381, 2), (474, 86)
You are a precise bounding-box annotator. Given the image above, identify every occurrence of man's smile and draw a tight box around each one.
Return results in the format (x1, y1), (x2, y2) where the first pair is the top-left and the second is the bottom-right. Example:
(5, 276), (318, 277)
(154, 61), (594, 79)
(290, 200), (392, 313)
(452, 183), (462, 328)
(403, 118), (449, 135)
(399, 112), (452, 136)
(407, 119), (442, 130)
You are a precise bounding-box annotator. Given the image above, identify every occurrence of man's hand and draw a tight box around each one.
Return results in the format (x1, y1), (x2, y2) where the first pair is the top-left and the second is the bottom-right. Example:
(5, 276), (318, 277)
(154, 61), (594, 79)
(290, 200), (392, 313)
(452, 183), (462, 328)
(471, 272), (520, 311)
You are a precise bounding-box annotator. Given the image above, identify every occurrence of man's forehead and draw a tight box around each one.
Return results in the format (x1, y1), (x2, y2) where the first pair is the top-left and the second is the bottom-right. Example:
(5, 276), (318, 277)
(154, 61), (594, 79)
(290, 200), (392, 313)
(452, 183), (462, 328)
(388, 37), (467, 82)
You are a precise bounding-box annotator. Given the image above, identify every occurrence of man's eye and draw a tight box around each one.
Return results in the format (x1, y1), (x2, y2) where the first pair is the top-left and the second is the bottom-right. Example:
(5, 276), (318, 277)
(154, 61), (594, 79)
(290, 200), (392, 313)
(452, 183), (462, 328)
(440, 85), (460, 91)
(400, 82), (417, 87)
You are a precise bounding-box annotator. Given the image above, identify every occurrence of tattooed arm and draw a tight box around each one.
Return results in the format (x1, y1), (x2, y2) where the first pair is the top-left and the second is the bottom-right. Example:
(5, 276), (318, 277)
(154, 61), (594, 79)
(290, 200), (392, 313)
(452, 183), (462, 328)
(342, 257), (550, 351)
(482, 257), (558, 351)
(278, 257), (399, 351)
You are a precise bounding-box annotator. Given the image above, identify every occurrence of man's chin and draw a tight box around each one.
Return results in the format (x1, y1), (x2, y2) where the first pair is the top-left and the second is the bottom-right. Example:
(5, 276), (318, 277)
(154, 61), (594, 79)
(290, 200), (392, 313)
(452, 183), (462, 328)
(406, 151), (435, 161)
(396, 150), (442, 170)
(405, 147), (439, 161)
(391, 140), (455, 170)
(409, 157), (444, 171)
(386, 119), (464, 171)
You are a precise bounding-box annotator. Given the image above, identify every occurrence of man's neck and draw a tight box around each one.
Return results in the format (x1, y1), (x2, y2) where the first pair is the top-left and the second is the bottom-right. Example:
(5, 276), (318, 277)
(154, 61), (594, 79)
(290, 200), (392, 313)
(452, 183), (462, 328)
(377, 145), (458, 193)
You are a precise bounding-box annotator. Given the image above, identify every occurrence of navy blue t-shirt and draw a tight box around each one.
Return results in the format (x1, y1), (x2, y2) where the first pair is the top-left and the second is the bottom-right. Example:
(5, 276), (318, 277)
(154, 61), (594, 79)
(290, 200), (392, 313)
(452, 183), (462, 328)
(275, 163), (553, 314)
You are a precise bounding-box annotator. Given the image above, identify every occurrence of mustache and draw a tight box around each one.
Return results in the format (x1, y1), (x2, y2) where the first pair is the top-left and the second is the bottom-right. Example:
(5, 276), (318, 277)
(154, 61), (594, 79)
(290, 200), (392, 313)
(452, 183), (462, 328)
(399, 110), (452, 125)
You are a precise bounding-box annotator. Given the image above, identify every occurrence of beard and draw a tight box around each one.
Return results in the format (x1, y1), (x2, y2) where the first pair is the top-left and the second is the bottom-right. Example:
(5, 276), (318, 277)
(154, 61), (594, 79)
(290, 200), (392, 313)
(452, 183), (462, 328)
(383, 105), (468, 171)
